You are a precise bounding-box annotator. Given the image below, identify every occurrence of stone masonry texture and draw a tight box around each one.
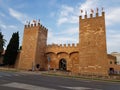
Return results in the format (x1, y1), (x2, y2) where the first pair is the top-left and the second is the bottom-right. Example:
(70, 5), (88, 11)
(16, 11), (120, 76)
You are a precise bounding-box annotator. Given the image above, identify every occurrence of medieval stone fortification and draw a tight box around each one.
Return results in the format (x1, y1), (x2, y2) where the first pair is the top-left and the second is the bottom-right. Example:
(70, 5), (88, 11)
(16, 10), (120, 76)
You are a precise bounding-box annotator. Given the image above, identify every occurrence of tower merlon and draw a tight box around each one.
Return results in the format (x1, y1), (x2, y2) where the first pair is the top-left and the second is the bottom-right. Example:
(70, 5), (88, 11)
(79, 11), (105, 20)
(34, 23), (36, 26)
(38, 22), (40, 26)
(68, 44), (70, 47)
(84, 15), (87, 19)
(31, 24), (33, 27)
(77, 43), (79, 46)
(72, 43), (75, 47)
(79, 16), (82, 19)
(63, 44), (66, 47)
(24, 19), (45, 29)
(40, 25), (48, 31)
(24, 22), (48, 32)
(96, 13), (99, 17)
(90, 14), (93, 18)
(60, 44), (62, 47)
(102, 11), (105, 16)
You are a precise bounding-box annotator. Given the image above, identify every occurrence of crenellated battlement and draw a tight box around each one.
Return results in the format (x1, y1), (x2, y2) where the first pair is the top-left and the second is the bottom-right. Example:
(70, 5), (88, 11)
(46, 43), (79, 54)
(80, 12), (105, 20)
(47, 43), (79, 48)
(24, 20), (48, 31)
(80, 8), (105, 20)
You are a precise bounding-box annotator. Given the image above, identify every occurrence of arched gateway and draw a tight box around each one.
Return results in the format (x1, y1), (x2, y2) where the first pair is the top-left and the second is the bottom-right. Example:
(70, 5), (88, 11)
(59, 59), (67, 70)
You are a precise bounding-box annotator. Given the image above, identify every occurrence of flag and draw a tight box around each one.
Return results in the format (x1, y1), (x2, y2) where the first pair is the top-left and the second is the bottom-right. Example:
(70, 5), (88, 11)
(91, 9), (94, 13)
(28, 21), (30, 25)
(85, 11), (87, 15)
(26, 21), (29, 24)
(38, 19), (40, 23)
(81, 9), (83, 13)
(96, 8), (99, 13)
(102, 7), (104, 11)
(33, 20), (36, 23)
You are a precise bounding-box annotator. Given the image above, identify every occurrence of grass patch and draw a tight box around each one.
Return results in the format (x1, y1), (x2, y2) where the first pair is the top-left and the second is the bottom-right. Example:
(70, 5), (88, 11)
(0, 67), (19, 72)
(41, 72), (120, 83)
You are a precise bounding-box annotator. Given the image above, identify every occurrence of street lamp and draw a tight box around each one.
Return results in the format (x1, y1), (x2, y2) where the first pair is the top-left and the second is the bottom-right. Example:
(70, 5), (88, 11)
(47, 56), (51, 71)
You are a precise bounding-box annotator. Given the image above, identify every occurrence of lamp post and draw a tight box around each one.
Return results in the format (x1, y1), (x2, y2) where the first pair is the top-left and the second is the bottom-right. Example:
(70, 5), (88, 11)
(47, 56), (50, 71)
(32, 61), (35, 71)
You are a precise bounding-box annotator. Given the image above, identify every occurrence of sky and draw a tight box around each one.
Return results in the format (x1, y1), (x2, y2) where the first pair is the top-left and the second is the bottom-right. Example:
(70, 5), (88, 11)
(0, 0), (120, 53)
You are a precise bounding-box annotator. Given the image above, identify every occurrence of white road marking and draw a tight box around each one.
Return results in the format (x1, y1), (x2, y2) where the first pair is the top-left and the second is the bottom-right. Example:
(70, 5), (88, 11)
(60, 86), (103, 90)
(2, 82), (56, 90)
(60, 86), (92, 90)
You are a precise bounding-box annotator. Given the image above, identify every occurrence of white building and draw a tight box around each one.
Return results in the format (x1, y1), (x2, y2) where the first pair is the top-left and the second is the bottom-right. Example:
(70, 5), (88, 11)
(111, 52), (120, 65)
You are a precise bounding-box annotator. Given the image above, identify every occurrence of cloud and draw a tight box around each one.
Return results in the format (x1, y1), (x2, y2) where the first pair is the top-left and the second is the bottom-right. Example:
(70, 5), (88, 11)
(107, 29), (120, 53)
(60, 5), (74, 17)
(56, 27), (78, 35)
(0, 20), (17, 30)
(80, 0), (99, 11)
(9, 8), (30, 24)
(57, 5), (78, 25)
(0, 24), (6, 29)
(0, 24), (17, 30)
(57, 0), (100, 25)
(106, 7), (120, 26)
(48, 35), (78, 44)
(47, 27), (78, 44)
(57, 17), (68, 25)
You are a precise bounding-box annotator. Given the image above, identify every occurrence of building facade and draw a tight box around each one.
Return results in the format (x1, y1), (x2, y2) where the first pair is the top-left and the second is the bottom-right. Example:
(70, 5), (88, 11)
(16, 11), (120, 76)
(111, 52), (120, 65)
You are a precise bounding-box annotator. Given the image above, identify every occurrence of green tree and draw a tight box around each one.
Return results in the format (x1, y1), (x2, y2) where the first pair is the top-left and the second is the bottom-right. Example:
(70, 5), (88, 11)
(3, 32), (19, 65)
(0, 31), (6, 57)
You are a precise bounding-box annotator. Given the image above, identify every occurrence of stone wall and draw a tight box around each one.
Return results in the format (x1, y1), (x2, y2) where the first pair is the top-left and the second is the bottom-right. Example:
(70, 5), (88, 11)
(46, 43), (79, 54)
(79, 12), (109, 76)
(46, 43), (79, 72)
(17, 22), (48, 70)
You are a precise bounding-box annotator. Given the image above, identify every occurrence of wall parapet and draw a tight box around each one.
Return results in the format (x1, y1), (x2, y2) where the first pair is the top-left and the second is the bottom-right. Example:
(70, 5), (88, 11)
(46, 43), (79, 54)
(24, 20), (48, 31)
(80, 8), (105, 20)
(47, 43), (79, 48)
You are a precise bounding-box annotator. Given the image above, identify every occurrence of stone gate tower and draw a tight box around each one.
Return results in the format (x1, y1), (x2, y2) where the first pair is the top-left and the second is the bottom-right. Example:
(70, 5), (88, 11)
(79, 11), (109, 75)
(18, 21), (48, 70)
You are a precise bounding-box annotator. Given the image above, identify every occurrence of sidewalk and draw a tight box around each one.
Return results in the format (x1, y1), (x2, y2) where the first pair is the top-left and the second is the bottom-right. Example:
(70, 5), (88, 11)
(19, 70), (48, 75)
(0, 67), (48, 75)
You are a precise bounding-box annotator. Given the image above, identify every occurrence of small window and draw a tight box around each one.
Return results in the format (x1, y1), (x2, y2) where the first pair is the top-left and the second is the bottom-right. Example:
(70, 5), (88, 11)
(110, 61), (112, 64)
(114, 61), (117, 64)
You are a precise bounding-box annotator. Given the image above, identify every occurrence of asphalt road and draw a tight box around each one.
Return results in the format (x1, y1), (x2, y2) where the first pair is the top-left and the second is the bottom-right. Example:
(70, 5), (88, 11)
(0, 71), (120, 90)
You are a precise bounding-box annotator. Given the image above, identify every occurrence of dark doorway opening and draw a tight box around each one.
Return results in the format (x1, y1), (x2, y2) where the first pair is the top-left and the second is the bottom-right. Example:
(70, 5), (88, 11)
(109, 68), (114, 74)
(59, 59), (67, 71)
